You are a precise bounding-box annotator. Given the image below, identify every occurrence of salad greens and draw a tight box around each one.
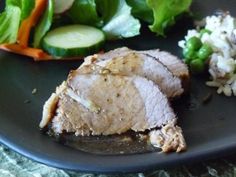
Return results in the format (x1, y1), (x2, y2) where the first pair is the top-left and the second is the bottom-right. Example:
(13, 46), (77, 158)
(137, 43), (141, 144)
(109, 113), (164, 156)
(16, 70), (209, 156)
(98, 0), (140, 39)
(33, 0), (53, 48)
(0, 5), (21, 43)
(20, 0), (35, 21)
(0, 0), (192, 59)
(5, 0), (35, 21)
(126, 0), (153, 24)
(67, 0), (102, 27)
(127, 0), (192, 35)
(64, 0), (192, 38)
(68, 0), (140, 39)
(146, 0), (192, 36)
(0, 0), (35, 44)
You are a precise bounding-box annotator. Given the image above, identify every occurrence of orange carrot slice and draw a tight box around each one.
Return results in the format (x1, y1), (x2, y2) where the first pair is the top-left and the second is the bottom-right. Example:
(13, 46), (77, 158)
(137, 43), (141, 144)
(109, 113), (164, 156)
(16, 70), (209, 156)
(17, 0), (48, 47)
(0, 44), (53, 61)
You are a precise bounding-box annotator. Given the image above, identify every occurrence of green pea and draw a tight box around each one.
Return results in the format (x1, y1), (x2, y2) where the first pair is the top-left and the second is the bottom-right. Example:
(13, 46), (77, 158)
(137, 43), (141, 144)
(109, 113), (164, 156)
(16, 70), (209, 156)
(190, 59), (205, 74)
(183, 47), (196, 59)
(197, 43), (213, 61)
(200, 29), (211, 37)
(186, 37), (202, 51)
(183, 57), (192, 65)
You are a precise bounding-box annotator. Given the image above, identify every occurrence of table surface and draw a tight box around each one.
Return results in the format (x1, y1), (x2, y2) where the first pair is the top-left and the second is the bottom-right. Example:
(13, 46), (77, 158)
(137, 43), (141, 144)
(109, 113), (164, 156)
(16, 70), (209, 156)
(1, 144), (236, 177)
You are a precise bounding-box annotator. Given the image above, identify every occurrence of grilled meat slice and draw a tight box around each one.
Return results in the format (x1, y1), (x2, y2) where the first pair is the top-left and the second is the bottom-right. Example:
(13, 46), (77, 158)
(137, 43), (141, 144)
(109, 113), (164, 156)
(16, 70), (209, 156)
(79, 52), (184, 98)
(83, 47), (189, 81)
(41, 74), (177, 136)
(40, 47), (188, 152)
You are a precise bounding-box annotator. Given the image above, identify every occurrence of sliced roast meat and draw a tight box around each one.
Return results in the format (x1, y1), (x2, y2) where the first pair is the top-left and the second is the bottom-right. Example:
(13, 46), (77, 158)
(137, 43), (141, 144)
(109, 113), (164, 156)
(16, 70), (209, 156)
(140, 49), (189, 80)
(140, 49), (190, 91)
(83, 47), (189, 81)
(40, 47), (188, 152)
(82, 47), (131, 66)
(47, 74), (178, 136)
(79, 52), (184, 98)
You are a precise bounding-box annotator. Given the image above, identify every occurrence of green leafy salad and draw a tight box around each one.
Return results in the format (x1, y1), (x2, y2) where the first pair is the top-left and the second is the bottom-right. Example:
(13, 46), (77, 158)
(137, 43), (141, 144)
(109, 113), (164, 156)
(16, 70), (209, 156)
(0, 0), (192, 60)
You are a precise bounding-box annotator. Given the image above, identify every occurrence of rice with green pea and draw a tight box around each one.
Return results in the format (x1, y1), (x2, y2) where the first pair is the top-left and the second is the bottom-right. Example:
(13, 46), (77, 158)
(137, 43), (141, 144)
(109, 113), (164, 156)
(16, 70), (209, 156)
(179, 13), (236, 96)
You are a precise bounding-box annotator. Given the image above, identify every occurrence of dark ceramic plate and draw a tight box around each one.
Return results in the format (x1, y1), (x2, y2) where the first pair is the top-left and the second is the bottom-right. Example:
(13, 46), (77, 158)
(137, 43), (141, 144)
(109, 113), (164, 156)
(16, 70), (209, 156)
(1, 0), (236, 173)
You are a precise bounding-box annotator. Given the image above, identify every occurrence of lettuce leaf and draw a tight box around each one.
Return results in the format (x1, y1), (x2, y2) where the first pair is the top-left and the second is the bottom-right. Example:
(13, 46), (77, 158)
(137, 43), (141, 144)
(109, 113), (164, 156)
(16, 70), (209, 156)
(6, 0), (35, 20)
(67, 0), (102, 27)
(20, 0), (35, 20)
(0, 0), (35, 44)
(126, 0), (153, 24)
(0, 5), (21, 43)
(67, 0), (140, 40)
(146, 0), (192, 35)
(33, 0), (54, 48)
(5, 0), (21, 7)
(97, 0), (140, 39)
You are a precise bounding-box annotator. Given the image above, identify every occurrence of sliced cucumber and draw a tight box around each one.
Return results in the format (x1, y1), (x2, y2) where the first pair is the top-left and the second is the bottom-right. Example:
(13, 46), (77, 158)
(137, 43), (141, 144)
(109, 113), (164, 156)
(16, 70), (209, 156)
(54, 0), (74, 14)
(42, 25), (105, 57)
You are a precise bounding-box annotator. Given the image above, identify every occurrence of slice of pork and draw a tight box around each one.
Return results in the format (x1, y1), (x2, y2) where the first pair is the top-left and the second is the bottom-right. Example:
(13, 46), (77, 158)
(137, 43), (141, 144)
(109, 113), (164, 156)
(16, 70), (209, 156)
(53, 74), (178, 135)
(140, 49), (189, 80)
(78, 52), (184, 98)
(82, 47), (189, 81)
(40, 47), (188, 152)
(140, 49), (190, 91)
(40, 74), (186, 152)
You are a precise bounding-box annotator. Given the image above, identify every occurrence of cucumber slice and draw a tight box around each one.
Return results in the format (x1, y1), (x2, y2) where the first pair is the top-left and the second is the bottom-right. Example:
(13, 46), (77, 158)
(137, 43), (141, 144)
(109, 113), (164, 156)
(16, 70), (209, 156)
(54, 0), (74, 14)
(42, 25), (105, 57)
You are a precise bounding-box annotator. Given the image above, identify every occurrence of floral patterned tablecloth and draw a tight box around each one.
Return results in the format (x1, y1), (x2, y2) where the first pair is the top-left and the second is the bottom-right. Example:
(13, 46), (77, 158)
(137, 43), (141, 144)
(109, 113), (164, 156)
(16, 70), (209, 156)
(1, 144), (236, 177)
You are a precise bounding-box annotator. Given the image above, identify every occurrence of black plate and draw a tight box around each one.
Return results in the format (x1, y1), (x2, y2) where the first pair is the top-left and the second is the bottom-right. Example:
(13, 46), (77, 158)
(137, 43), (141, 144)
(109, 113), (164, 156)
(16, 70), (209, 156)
(1, 0), (236, 173)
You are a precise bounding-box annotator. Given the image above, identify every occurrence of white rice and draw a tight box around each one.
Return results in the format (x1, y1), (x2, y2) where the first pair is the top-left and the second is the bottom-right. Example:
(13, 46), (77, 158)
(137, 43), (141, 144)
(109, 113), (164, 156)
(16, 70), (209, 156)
(232, 80), (236, 95)
(179, 14), (236, 96)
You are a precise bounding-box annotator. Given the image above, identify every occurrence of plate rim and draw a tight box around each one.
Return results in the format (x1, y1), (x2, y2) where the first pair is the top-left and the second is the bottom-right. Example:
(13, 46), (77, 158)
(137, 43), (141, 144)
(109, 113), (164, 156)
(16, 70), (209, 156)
(1, 133), (236, 173)
(1, 0), (236, 172)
